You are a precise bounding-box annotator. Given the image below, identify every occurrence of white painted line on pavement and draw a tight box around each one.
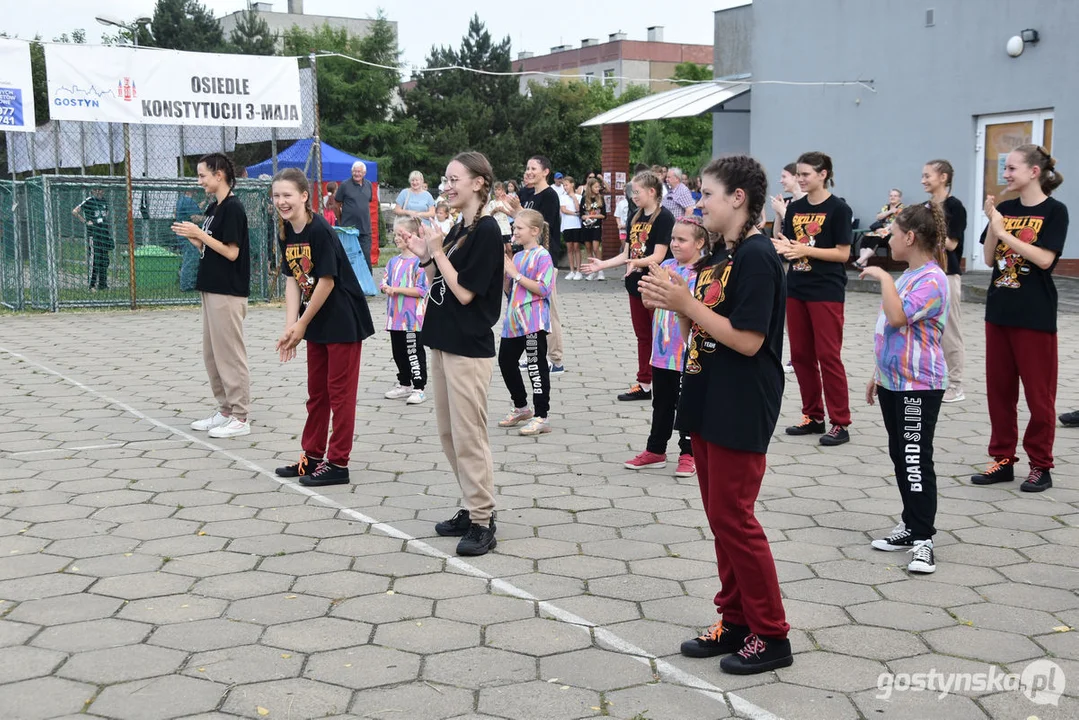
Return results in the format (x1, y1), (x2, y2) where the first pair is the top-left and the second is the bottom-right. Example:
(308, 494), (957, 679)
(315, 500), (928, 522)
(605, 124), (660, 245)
(0, 344), (785, 720)
(6, 439), (188, 457)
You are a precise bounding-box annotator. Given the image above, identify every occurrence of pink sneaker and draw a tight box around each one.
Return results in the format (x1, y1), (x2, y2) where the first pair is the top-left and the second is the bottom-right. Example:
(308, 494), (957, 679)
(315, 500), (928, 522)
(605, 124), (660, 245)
(624, 450), (667, 470)
(675, 454), (696, 477)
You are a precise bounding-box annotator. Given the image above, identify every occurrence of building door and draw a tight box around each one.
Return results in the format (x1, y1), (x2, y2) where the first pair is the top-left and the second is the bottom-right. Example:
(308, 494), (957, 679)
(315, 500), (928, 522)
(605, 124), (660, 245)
(972, 111), (1054, 269)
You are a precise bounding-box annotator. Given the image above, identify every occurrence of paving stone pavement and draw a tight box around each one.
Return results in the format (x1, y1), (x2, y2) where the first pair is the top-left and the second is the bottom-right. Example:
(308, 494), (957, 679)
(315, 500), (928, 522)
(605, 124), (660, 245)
(1, 278), (1078, 720)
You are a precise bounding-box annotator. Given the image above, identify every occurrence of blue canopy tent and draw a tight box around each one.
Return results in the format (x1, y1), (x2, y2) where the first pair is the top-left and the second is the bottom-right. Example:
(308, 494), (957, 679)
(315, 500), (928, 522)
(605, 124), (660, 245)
(245, 138), (378, 182)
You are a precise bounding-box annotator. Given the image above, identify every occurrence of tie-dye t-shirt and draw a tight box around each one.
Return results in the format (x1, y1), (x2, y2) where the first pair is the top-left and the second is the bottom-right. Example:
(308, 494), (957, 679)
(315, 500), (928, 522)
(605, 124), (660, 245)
(874, 262), (949, 391)
(502, 246), (554, 338)
(651, 259), (698, 371)
(384, 254), (429, 331)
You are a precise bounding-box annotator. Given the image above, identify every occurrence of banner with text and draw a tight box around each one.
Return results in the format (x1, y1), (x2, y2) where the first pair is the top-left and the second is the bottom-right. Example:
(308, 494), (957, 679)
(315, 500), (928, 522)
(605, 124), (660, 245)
(45, 44), (302, 128)
(0, 39), (37, 133)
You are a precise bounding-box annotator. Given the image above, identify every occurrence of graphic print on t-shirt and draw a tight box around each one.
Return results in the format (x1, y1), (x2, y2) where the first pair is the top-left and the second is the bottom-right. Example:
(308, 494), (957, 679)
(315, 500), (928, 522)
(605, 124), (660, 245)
(685, 258), (732, 375)
(284, 243), (316, 302)
(628, 215), (655, 259)
(789, 212), (827, 272)
(994, 214), (1045, 289)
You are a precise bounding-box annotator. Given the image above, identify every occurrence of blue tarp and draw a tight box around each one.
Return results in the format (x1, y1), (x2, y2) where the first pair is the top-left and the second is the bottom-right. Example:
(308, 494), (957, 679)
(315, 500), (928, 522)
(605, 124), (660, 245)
(246, 139), (378, 182)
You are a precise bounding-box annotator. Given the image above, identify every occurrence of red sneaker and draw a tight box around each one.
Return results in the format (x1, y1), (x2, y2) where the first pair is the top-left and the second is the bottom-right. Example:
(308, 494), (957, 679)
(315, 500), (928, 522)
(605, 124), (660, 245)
(624, 451), (667, 469)
(675, 454), (696, 477)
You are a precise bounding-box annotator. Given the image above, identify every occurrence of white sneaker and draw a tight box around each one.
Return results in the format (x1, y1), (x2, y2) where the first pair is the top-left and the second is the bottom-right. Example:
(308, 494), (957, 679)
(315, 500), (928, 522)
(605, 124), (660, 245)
(570, 271), (581, 280)
(585, 273), (595, 281)
(942, 386), (965, 403)
(208, 417), (251, 438)
(596, 270), (606, 281)
(783, 361), (795, 374)
(385, 384), (413, 400)
(406, 389), (426, 405)
(191, 412), (230, 432)
(520, 417), (551, 436)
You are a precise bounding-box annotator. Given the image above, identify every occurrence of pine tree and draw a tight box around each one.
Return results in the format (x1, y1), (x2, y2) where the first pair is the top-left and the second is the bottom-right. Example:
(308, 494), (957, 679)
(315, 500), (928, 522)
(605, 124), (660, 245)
(228, 7), (278, 56)
(145, 0), (225, 53)
(640, 122), (669, 167)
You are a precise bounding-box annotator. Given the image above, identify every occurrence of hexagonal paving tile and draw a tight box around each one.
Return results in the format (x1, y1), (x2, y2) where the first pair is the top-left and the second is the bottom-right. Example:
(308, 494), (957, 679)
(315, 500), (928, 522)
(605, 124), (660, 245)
(226, 593), (330, 625)
(540, 648), (655, 691)
(486, 617), (592, 656)
(222, 677), (352, 718)
(478, 680), (600, 720)
(32, 618), (151, 652)
(436, 594), (536, 625)
(261, 617), (372, 653)
(304, 646), (421, 689)
(331, 592), (433, 625)
(149, 618), (262, 652)
(183, 644), (304, 684)
(57, 644), (187, 684)
(349, 682), (474, 719)
(0, 645), (67, 683)
(6, 592), (123, 625)
(0, 676), (97, 720)
(425, 646), (537, 688)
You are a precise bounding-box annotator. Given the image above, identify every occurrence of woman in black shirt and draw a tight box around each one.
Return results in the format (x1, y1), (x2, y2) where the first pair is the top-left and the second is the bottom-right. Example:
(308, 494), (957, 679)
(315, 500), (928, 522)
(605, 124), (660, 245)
(406, 151), (504, 556)
(775, 151), (853, 446)
(640, 155), (791, 675)
(171, 153), (252, 440)
(972, 145), (1068, 493)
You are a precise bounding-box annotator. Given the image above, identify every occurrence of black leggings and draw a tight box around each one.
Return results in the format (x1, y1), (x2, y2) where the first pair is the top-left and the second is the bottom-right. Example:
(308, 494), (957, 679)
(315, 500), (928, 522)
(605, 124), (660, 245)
(498, 331), (550, 418)
(877, 387), (943, 541)
(648, 366), (692, 456)
(389, 330), (427, 390)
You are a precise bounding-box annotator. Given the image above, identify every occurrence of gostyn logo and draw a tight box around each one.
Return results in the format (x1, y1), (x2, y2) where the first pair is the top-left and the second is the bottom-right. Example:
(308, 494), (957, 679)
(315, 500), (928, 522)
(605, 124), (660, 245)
(117, 77), (137, 102)
(876, 659), (1065, 705)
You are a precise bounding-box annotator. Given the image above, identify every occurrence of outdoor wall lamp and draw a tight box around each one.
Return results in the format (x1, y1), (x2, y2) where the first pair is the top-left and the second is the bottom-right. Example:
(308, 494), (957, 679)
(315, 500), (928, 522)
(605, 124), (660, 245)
(1020, 28), (1040, 44)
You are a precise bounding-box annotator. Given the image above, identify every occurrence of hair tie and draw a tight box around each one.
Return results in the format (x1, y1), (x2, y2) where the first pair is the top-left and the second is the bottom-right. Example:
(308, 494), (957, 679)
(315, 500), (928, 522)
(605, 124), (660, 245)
(676, 216), (704, 227)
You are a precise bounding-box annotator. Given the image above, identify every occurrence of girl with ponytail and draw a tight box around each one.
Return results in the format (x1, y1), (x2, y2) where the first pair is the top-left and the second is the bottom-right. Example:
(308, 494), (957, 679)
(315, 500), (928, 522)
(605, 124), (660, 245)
(405, 151), (505, 556)
(640, 155), (792, 675)
(171, 152), (252, 440)
(860, 203), (950, 574)
(496, 209), (556, 436)
(972, 144), (1068, 493)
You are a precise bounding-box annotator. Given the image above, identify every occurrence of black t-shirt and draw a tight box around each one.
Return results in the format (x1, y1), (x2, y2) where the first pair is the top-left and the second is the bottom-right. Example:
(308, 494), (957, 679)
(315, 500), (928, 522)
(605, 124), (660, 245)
(939, 195), (968, 276)
(980, 196), (1069, 333)
(422, 216), (505, 358)
(279, 214), (375, 344)
(517, 186), (562, 240)
(678, 235), (786, 454)
(781, 194), (852, 303)
(624, 207), (675, 295)
(196, 194), (251, 297)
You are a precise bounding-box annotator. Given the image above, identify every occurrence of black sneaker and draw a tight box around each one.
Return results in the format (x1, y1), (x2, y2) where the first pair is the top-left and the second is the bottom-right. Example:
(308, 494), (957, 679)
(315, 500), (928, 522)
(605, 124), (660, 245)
(819, 425), (850, 447)
(618, 384), (652, 401)
(907, 539), (936, 574)
(871, 522), (914, 551)
(456, 522), (497, 556)
(719, 633), (794, 675)
(1021, 467), (1053, 493)
(680, 620), (750, 658)
(435, 509), (472, 537)
(298, 461), (349, 487)
(275, 453), (321, 478)
(785, 416), (825, 436)
(971, 458), (1014, 485)
(1060, 411), (1079, 427)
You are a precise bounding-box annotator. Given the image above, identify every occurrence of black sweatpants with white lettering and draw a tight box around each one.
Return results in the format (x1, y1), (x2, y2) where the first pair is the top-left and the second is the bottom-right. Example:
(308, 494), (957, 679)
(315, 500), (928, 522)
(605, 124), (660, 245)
(389, 330), (427, 390)
(877, 387), (944, 541)
(498, 331), (550, 418)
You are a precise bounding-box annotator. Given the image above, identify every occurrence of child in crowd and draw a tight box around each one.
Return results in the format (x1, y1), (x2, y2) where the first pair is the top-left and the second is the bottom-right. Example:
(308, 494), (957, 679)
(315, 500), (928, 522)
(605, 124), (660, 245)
(435, 203), (454, 235)
(382, 216), (429, 405)
(497, 209), (556, 436)
(272, 168), (375, 487)
(625, 216), (707, 477)
(862, 203), (950, 574)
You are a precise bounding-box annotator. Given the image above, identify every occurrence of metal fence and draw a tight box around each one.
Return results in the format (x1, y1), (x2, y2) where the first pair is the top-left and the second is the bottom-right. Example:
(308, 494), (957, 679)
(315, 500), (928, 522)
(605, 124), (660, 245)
(0, 175), (280, 311)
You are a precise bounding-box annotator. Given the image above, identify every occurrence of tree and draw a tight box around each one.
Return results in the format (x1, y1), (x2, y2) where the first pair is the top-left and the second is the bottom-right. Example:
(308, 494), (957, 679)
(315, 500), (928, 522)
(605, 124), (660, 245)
(639, 122), (670, 167)
(144, 0), (225, 53)
(52, 29), (87, 44)
(228, 7), (278, 56)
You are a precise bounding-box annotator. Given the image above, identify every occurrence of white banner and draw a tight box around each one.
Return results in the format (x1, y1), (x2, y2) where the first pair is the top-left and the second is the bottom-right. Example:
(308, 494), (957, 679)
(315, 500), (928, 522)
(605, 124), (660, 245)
(0, 39), (37, 133)
(45, 44), (302, 128)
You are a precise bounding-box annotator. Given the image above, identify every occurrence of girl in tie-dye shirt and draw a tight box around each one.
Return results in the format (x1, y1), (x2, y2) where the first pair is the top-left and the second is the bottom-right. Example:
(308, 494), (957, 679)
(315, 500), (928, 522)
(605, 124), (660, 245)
(624, 217), (708, 477)
(860, 203), (949, 574)
(381, 217), (430, 404)
(497, 210), (556, 436)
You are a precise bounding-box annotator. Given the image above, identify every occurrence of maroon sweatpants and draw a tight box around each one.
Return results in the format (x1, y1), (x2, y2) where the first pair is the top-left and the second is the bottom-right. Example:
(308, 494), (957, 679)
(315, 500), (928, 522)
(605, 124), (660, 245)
(786, 298), (851, 426)
(629, 294), (654, 385)
(302, 341), (362, 467)
(985, 323), (1057, 469)
(693, 434), (789, 639)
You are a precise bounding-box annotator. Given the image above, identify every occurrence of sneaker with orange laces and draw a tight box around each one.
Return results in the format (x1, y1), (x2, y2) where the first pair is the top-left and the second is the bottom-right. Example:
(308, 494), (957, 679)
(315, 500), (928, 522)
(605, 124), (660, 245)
(675, 454), (696, 477)
(679, 619), (751, 658)
(624, 450), (666, 470)
(785, 415), (825, 436)
(971, 458), (1015, 485)
(617, 384), (652, 401)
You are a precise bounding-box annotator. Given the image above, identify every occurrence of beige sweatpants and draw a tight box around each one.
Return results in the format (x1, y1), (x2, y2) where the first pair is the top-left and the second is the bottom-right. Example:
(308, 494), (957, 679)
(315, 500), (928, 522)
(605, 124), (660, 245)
(201, 292), (250, 421)
(942, 274), (965, 390)
(548, 276), (564, 365)
(430, 349), (496, 526)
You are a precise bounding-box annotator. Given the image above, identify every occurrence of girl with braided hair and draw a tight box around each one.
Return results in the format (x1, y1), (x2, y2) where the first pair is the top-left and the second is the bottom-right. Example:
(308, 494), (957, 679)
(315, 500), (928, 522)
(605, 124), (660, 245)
(406, 151), (504, 556)
(860, 203), (950, 574)
(640, 155), (791, 675)
(971, 144), (1068, 493)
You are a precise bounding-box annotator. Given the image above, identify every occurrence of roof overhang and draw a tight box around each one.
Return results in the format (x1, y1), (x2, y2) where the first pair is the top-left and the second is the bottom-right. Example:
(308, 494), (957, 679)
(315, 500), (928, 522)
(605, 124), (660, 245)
(580, 81), (751, 127)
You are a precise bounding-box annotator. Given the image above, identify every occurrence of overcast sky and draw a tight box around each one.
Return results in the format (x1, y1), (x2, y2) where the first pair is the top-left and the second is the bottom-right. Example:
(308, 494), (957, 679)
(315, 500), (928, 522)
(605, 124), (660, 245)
(0, 0), (744, 70)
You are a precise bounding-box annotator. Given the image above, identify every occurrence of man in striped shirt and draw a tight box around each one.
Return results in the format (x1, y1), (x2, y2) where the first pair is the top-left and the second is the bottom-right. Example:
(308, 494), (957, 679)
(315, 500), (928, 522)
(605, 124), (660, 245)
(663, 167), (697, 218)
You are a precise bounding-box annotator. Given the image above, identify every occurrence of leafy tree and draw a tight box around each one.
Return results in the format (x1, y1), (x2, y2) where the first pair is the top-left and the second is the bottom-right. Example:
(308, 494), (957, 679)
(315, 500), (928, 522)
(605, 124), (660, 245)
(144, 0), (225, 53)
(639, 121), (669, 167)
(228, 7), (278, 56)
(52, 29), (87, 44)
(628, 63), (713, 173)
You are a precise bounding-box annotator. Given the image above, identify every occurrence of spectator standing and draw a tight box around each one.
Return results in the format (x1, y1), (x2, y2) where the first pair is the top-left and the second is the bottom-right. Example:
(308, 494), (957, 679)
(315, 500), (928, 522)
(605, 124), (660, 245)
(560, 176), (583, 280)
(486, 182), (515, 251)
(73, 188), (113, 292)
(579, 177), (607, 281)
(335, 161), (374, 270)
(663, 168), (696, 217)
(394, 171), (437, 226)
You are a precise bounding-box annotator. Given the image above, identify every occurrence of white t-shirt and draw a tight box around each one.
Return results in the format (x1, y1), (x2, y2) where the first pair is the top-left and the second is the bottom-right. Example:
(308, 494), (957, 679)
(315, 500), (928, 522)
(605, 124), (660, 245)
(560, 191), (581, 231)
(615, 197), (629, 228)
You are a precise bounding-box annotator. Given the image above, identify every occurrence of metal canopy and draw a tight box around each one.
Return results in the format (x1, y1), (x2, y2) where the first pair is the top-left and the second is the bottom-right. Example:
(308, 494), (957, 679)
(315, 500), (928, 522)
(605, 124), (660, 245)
(580, 81), (751, 127)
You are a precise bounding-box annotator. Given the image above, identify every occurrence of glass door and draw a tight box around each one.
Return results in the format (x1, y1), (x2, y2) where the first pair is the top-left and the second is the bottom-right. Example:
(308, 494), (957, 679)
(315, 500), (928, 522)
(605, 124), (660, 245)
(972, 111), (1053, 269)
